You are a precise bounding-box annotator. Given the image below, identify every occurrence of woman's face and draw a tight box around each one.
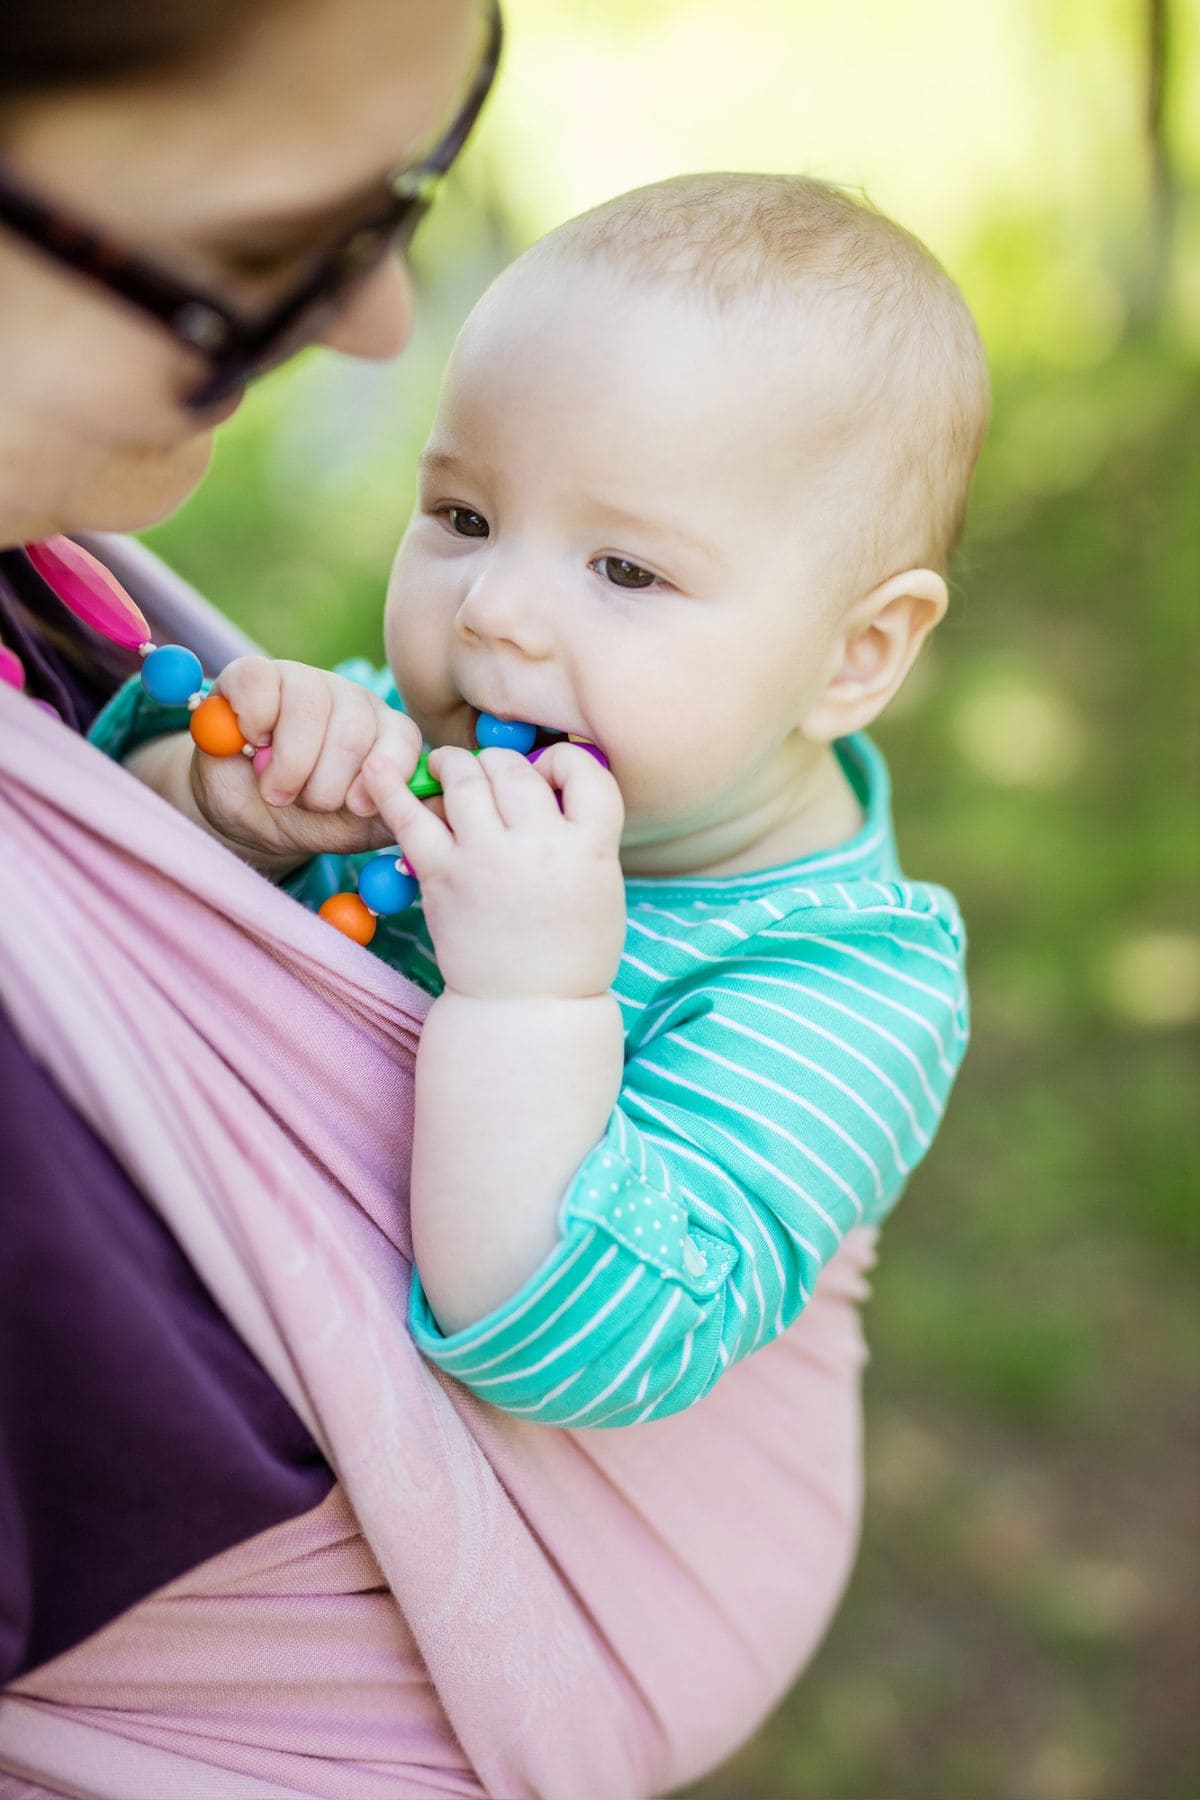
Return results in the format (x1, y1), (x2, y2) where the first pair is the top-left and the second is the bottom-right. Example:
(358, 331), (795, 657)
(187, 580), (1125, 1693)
(0, 0), (481, 544)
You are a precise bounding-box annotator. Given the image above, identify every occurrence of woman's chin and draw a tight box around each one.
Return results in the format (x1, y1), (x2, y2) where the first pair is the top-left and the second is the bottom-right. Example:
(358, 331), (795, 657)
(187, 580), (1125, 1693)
(69, 433), (216, 537)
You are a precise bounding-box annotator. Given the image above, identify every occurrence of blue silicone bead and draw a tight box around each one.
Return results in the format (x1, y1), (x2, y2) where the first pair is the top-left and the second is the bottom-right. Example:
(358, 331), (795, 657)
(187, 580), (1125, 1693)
(140, 643), (204, 706)
(358, 853), (420, 916)
(474, 711), (537, 753)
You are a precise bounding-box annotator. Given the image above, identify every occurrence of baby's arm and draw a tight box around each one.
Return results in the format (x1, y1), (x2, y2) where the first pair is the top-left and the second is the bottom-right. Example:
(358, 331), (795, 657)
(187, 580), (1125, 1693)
(403, 891), (968, 1427)
(361, 742), (628, 1332)
(124, 655), (423, 875)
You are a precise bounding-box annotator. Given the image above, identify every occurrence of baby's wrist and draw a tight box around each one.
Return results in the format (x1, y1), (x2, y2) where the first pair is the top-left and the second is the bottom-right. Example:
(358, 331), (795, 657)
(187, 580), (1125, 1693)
(433, 988), (619, 1016)
(150, 739), (302, 878)
(427, 910), (624, 1005)
(426, 991), (624, 1067)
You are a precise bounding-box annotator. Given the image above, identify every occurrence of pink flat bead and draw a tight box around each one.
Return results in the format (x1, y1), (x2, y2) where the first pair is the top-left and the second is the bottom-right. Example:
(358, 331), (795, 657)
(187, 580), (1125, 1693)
(252, 745), (274, 775)
(26, 537), (152, 651)
(0, 646), (25, 691)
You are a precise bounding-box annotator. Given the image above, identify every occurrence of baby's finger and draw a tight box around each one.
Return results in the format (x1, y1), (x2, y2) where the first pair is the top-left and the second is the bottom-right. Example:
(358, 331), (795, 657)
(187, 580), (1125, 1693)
(476, 747), (562, 830)
(298, 683), (386, 814)
(259, 662), (333, 806)
(428, 746), (504, 842)
(345, 707), (423, 817)
(212, 655), (283, 749)
(531, 741), (625, 841)
(359, 749), (452, 877)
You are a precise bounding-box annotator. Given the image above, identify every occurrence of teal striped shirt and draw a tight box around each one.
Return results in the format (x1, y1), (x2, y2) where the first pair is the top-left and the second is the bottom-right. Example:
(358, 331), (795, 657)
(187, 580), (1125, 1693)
(288, 685), (969, 1430)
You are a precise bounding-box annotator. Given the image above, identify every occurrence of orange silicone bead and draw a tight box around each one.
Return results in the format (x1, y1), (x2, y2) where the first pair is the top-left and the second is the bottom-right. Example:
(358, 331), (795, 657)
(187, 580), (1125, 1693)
(318, 892), (377, 946)
(189, 693), (247, 757)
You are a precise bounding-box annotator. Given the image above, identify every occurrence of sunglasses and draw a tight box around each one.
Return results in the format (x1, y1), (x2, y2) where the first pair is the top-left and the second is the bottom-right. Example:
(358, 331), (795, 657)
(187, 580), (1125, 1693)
(0, 2), (502, 411)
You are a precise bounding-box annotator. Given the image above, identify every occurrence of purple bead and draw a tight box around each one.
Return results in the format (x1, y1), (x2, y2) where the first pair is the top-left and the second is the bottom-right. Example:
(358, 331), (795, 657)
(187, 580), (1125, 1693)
(527, 740), (608, 770)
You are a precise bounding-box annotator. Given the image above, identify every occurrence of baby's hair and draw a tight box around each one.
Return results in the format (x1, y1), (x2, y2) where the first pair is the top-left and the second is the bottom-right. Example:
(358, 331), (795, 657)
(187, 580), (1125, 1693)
(531, 172), (991, 585)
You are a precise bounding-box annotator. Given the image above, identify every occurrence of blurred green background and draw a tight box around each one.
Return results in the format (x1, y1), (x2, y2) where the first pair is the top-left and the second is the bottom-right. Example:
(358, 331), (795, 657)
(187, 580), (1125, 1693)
(143, 2), (1199, 1795)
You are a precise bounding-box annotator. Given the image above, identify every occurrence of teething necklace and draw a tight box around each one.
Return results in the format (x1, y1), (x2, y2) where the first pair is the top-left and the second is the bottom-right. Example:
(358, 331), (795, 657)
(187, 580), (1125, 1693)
(6, 535), (605, 944)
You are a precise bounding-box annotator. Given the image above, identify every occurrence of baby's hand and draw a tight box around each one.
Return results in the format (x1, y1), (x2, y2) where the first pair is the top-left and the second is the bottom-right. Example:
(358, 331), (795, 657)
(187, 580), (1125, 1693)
(190, 656), (423, 868)
(360, 742), (626, 1000)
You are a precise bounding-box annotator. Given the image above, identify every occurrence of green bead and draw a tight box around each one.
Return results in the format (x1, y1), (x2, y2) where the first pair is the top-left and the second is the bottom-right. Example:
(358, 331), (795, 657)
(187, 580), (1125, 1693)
(408, 745), (484, 800)
(408, 750), (441, 799)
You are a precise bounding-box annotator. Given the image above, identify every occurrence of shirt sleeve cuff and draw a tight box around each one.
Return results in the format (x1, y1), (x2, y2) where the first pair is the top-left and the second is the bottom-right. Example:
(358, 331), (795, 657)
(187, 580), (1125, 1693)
(558, 1114), (737, 1291)
(407, 1112), (737, 1395)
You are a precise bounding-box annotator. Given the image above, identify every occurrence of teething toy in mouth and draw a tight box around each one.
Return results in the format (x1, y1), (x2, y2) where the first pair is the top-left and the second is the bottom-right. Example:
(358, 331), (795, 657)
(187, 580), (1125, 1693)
(402, 712), (605, 801)
(465, 711), (604, 762)
(317, 710), (608, 945)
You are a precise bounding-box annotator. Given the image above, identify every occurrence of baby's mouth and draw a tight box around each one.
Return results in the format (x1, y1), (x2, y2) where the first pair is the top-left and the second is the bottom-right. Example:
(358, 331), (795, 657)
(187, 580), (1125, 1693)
(463, 706), (607, 767)
(464, 705), (567, 748)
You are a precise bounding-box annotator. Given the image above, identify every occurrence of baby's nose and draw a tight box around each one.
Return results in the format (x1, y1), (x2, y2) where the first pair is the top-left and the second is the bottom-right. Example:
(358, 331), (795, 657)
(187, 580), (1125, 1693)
(454, 572), (554, 658)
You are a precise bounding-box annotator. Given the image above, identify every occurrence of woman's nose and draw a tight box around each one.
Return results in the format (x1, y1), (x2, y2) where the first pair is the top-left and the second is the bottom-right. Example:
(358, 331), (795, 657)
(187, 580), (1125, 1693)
(455, 570), (554, 659)
(318, 258), (414, 361)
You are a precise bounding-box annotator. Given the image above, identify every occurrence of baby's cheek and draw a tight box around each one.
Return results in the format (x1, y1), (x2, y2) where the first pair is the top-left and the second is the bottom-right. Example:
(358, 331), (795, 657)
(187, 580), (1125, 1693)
(382, 576), (418, 653)
(637, 735), (744, 828)
(382, 608), (434, 707)
(610, 754), (689, 828)
(382, 555), (431, 655)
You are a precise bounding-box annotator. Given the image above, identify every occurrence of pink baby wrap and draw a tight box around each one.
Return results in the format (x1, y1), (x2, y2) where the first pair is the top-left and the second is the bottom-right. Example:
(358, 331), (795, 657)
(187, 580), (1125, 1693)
(0, 569), (876, 1800)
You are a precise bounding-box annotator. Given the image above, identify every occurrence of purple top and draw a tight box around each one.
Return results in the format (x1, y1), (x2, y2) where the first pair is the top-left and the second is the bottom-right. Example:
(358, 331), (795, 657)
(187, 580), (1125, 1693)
(0, 546), (333, 1683)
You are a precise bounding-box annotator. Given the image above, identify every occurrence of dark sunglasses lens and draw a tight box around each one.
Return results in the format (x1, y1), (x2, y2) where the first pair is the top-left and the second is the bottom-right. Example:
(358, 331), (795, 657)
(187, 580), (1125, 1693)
(186, 196), (433, 412)
(187, 363), (252, 411)
(187, 300), (336, 410)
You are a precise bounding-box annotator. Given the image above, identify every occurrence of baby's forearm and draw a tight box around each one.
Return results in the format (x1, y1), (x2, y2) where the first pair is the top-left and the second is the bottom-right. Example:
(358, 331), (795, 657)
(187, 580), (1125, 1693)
(125, 730), (219, 834)
(411, 990), (625, 1334)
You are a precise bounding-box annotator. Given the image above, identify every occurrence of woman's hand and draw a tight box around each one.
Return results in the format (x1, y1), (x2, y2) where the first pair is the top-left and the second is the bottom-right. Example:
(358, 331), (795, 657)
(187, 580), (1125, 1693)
(128, 656), (424, 874)
(361, 740), (627, 1000)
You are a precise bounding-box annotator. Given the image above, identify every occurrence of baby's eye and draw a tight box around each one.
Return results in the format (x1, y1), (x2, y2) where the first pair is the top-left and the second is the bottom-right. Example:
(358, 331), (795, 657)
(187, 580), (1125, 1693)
(594, 556), (657, 590)
(446, 507), (489, 538)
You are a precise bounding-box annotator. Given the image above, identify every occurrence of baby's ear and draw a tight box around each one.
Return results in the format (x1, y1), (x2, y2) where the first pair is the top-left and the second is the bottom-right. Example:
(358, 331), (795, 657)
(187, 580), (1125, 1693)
(801, 568), (947, 742)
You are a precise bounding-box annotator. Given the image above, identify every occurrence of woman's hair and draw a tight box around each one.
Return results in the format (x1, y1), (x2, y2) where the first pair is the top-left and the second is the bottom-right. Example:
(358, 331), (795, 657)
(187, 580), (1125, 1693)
(4, 0), (271, 96)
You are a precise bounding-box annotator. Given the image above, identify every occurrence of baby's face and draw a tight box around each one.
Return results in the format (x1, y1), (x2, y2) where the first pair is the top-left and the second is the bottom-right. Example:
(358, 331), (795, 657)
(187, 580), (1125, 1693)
(385, 261), (865, 872)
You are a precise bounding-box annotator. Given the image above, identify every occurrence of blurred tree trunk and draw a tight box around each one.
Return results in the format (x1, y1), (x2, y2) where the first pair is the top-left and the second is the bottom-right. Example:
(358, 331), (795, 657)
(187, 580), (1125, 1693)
(1132, 0), (1177, 331)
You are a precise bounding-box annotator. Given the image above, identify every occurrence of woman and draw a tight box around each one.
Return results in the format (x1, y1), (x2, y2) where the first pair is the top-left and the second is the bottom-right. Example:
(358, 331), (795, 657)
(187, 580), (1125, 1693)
(0, 4), (876, 1796)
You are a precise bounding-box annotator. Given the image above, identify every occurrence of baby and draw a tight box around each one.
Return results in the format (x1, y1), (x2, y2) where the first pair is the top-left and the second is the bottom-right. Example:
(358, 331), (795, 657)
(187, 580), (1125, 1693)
(117, 173), (989, 1426)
